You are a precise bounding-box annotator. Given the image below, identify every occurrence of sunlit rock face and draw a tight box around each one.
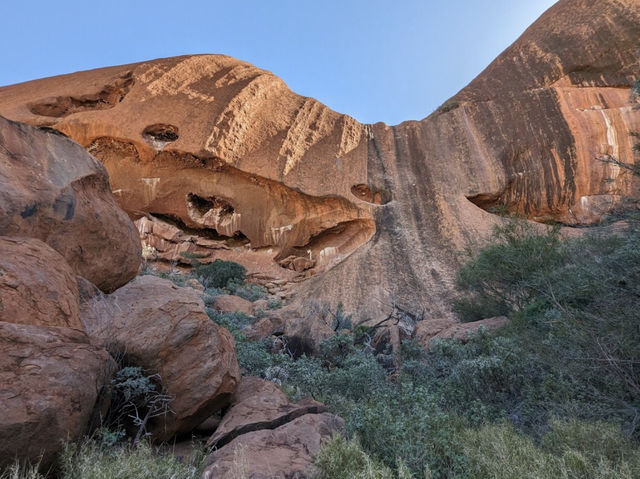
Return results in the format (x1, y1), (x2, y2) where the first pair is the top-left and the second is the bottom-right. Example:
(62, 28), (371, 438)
(0, 0), (638, 322)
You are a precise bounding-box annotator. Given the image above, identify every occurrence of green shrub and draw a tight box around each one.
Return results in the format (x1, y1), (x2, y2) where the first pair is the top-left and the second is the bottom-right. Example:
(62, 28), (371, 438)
(437, 101), (460, 114)
(345, 386), (468, 478)
(194, 259), (246, 289)
(318, 333), (356, 368)
(236, 339), (275, 375)
(329, 302), (353, 332)
(267, 298), (283, 309)
(106, 366), (172, 444)
(451, 218), (640, 432)
(227, 280), (268, 301)
(206, 308), (253, 337)
(455, 221), (564, 316)
(452, 295), (509, 322)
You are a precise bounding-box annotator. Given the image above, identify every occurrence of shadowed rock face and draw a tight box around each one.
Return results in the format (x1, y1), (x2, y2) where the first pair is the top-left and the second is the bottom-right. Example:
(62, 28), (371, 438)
(0, 0), (638, 321)
(0, 116), (142, 292)
(0, 322), (114, 469)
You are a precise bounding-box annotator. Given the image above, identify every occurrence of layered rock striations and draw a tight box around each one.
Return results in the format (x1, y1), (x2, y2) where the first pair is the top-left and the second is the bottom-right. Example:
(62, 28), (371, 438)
(0, 0), (638, 321)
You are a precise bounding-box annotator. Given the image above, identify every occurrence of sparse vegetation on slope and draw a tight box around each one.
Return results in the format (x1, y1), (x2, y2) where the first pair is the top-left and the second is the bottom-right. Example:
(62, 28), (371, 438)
(211, 216), (640, 478)
(6, 218), (640, 478)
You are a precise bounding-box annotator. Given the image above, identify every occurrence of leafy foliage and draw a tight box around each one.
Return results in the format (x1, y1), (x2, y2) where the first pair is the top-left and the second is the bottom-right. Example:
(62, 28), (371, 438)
(226, 280), (268, 301)
(106, 367), (172, 445)
(454, 221), (564, 319)
(194, 259), (246, 289)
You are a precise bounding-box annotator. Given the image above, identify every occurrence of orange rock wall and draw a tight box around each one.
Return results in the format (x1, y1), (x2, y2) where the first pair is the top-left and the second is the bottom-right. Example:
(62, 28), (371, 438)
(0, 0), (638, 321)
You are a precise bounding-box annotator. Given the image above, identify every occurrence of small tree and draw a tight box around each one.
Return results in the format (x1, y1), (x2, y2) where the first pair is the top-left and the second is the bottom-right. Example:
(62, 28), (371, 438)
(106, 366), (173, 445)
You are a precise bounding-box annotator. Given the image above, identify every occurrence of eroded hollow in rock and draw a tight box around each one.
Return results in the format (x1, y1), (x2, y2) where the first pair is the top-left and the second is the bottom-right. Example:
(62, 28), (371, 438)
(350, 184), (390, 205)
(186, 193), (241, 237)
(87, 137), (141, 164)
(279, 219), (376, 271)
(142, 124), (179, 149)
(466, 192), (506, 213)
(187, 193), (234, 218)
(28, 72), (134, 118)
(151, 212), (249, 246)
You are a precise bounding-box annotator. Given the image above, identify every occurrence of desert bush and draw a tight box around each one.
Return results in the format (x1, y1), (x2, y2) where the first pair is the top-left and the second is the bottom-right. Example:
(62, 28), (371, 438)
(452, 295), (508, 322)
(236, 339), (274, 375)
(206, 308), (253, 336)
(452, 219), (640, 421)
(455, 221), (564, 316)
(227, 280), (268, 301)
(105, 366), (172, 444)
(329, 302), (353, 332)
(267, 297), (283, 309)
(318, 333), (356, 368)
(194, 259), (246, 289)
(345, 386), (468, 478)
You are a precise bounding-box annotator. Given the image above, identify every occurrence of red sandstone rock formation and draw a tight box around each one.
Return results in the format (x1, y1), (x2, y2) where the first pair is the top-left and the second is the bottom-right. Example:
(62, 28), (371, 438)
(206, 376), (327, 449)
(0, 322), (114, 469)
(202, 412), (343, 478)
(0, 0), (637, 323)
(81, 275), (240, 441)
(212, 294), (254, 316)
(0, 116), (141, 292)
(0, 237), (82, 330)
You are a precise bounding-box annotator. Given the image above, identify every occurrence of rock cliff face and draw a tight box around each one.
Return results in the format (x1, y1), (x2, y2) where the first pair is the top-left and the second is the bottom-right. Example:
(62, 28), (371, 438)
(0, 0), (638, 321)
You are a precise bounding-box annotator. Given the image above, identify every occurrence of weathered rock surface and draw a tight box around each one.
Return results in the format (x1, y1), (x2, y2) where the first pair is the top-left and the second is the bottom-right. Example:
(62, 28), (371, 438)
(0, 321), (114, 468)
(242, 316), (285, 342)
(416, 316), (509, 348)
(202, 412), (344, 479)
(0, 237), (82, 330)
(0, 0), (638, 326)
(207, 376), (327, 448)
(212, 294), (254, 316)
(81, 275), (240, 441)
(0, 115), (141, 292)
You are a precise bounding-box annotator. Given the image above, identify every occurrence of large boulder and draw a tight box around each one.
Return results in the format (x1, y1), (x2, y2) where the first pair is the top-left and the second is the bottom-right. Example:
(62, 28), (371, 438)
(0, 322), (114, 468)
(207, 376), (326, 448)
(202, 412), (344, 479)
(212, 294), (254, 316)
(0, 115), (141, 292)
(0, 237), (82, 330)
(81, 275), (240, 441)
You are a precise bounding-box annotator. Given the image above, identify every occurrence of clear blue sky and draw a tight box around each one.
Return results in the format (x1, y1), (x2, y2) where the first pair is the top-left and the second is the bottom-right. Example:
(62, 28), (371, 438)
(1, 1), (557, 125)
